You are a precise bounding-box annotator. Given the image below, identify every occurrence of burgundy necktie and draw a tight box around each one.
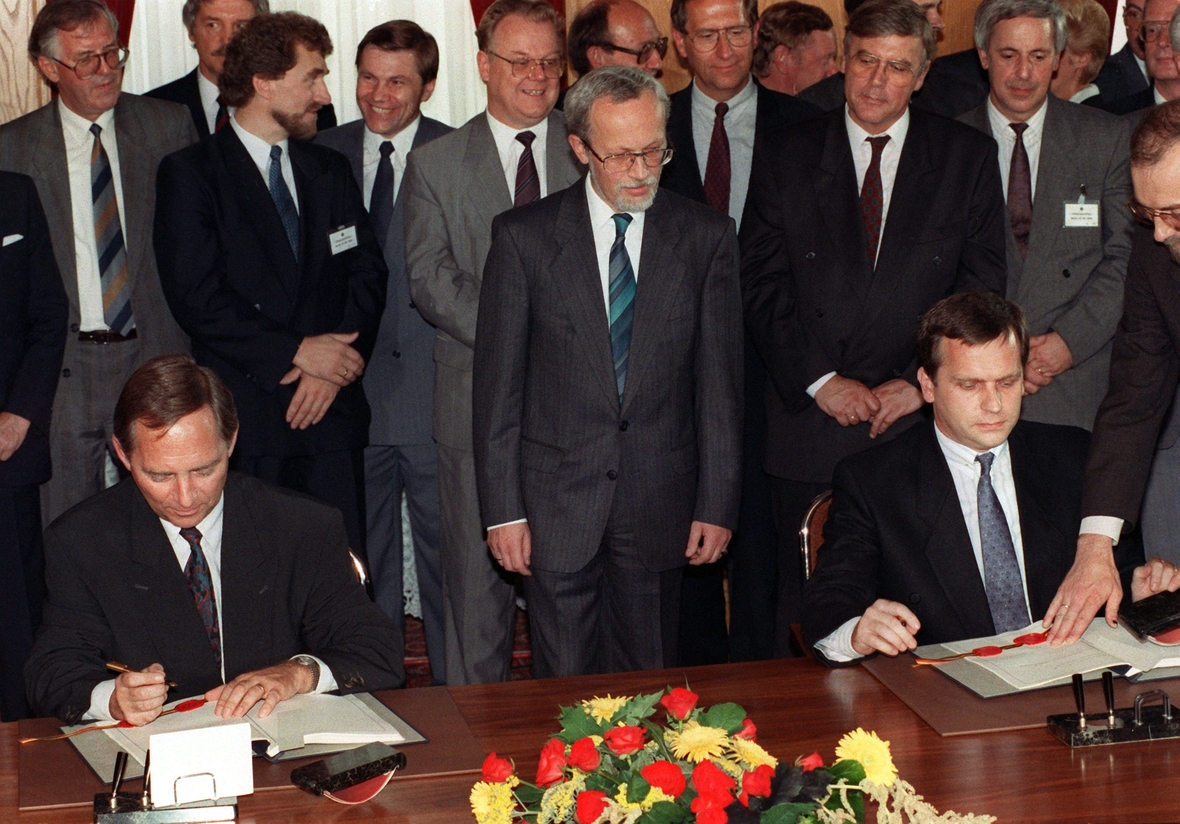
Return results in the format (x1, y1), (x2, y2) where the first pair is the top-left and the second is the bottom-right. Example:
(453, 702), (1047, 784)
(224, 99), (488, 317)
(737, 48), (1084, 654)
(859, 135), (890, 266)
(215, 101), (229, 133)
(702, 102), (730, 214)
(179, 526), (221, 669)
(514, 131), (540, 207)
(1007, 122), (1033, 258)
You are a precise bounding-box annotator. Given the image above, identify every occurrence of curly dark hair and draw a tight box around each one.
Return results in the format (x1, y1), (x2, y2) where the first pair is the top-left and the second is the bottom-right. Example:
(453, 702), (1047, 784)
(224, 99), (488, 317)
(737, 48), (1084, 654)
(219, 12), (333, 108)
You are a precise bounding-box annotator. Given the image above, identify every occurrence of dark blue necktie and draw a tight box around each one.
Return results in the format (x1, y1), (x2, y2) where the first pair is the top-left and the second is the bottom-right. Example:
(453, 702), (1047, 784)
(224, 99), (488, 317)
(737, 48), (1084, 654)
(179, 526), (221, 669)
(369, 140), (394, 249)
(977, 452), (1031, 633)
(609, 213), (636, 402)
(268, 144), (300, 261)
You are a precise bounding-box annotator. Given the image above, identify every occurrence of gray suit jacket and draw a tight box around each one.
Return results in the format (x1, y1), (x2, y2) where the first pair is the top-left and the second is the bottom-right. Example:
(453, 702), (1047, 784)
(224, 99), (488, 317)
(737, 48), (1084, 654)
(316, 116), (453, 446)
(0, 95), (195, 380)
(403, 111), (583, 451)
(960, 96), (1133, 430)
(473, 184), (744, 572)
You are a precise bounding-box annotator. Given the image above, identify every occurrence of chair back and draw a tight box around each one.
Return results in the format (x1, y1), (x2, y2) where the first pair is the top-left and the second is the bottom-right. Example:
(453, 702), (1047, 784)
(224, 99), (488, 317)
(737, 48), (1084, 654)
(799, 490), (833, 580)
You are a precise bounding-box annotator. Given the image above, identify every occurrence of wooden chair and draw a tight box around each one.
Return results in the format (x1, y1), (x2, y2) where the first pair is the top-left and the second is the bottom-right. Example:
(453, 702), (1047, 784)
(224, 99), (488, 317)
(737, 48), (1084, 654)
(799, 489), (833, 581)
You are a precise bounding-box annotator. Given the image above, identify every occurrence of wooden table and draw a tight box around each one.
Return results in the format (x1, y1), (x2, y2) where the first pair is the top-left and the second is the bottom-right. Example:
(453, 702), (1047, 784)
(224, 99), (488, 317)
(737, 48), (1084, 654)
(4, 658), (1177, 823)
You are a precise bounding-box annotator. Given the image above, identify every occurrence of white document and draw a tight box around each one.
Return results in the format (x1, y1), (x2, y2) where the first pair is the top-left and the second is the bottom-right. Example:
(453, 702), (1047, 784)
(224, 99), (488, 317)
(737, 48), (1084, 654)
(251, 693), (406, 757)
(149, 722), (253, 806)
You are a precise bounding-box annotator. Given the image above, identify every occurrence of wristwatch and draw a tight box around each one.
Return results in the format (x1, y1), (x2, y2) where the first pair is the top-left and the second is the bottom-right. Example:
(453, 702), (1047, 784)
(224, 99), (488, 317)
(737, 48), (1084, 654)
(292, 654), (321, 692)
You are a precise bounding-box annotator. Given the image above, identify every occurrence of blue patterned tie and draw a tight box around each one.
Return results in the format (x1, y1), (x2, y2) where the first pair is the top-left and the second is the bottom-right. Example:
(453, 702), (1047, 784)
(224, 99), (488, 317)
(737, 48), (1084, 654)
(609, 213), (636, 402)
(976, 452), (1031, 633)
(268, 144), (300, 261)
(90, 124), (134, 335)
(179, 526), (221, 669)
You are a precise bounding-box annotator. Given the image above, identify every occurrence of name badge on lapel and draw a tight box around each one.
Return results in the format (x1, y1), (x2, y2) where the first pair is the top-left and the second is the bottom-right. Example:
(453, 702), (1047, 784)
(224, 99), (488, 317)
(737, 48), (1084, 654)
(1064, 186), (1099, 228)
(329, 225), (359, 255)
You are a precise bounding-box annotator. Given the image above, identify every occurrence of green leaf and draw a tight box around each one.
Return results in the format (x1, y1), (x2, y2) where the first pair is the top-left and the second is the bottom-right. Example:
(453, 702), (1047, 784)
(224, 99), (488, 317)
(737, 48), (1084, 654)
(697, 702), (747, 734)
(558, 704), (606, 742)
(760, 802), (823, 824)
(627, 774), (652, 803)
(515, 784), (544, 804)
(622, 690), (663, 724)
(827, 759), (866, 784)
(637, 801), (690, 824)
(585, 774), (614, 794)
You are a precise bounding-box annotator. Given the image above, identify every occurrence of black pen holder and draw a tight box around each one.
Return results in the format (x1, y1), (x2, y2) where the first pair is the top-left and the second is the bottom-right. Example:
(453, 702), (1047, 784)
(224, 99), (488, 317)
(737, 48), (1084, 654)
(1048, 689), (1180, 747)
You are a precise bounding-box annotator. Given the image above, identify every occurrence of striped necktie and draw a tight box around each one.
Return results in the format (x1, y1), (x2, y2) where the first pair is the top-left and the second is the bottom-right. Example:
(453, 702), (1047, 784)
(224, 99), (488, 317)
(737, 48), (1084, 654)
(89, 124), (134, 335)
(268, 144), (300, 261)
(514, 131), (540, 207)
(609, 213), (636, 402)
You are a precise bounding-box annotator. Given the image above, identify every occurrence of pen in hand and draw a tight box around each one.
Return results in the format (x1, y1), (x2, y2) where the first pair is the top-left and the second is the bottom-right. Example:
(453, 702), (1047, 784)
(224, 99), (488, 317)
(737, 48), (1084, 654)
(106, 660), (178, 689)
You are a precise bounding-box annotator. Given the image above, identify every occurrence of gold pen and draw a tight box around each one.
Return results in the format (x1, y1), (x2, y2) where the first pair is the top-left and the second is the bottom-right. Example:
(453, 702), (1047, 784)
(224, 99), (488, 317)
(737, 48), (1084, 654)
(105, 660), (178, 689)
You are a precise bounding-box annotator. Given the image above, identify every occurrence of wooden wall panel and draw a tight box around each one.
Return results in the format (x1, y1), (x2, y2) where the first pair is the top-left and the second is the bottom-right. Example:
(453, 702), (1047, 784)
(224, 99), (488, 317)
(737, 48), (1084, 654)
(565, 0), (982, 93)
(0, 0), (49, 125)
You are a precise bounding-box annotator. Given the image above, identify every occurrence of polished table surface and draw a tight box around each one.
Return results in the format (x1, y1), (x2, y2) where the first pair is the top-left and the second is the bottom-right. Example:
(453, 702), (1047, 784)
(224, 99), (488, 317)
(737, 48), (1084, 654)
(4, 658), (1178, 823)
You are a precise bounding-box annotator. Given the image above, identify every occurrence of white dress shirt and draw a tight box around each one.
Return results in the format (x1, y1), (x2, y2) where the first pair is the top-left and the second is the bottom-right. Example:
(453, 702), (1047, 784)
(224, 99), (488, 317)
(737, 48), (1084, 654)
(60, 100), (128, 332)
(815, 426), (1031, 662)
(805, 108), (910, 397)
(362, 116), (420, 206)
(1070, 85), (1101, 105)
(690, 76), (756, 231)
(486, 111), (550, 201)
(986, 96), (1047, 202)
(231, 116), (299, 212)
(197, 69), (221, 135)
(85, 494), (336, 721)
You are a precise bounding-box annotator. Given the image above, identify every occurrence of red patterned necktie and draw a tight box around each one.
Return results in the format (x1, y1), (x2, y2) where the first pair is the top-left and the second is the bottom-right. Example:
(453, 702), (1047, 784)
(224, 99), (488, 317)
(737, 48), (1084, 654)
(215, 101), (229, 132)
(702, 101), (730, 214)
(859, 135), (890, 266)
(1007, 122), (1032, 258)
(179, 526), (221, 669)
(514, 131), (540, 207)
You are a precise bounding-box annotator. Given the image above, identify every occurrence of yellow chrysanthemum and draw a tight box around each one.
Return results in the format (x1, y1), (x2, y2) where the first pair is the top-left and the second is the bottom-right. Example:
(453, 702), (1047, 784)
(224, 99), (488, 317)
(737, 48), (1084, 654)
(583, 694), (630, 724)
(728, 737), (778, 770)
(539, 773), (585, 824)
(665, 720), (730, 762)
(613, 782), (673, 814)
(470, 781), (517, 824)
(835, 728), (897, 787)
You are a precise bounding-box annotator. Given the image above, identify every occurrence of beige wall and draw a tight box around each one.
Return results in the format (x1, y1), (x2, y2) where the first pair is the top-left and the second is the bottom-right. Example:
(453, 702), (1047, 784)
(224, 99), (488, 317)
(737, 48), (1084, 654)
(565, 0), (982, 93)
(0, 0), (49, 125)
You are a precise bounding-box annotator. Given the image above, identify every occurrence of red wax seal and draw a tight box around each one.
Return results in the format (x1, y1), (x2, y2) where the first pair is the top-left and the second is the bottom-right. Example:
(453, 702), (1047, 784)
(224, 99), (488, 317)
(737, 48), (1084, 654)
(174, 699), (206, 713)
(972, 646), (1003, 657)
(1013, 632), (1048, 646)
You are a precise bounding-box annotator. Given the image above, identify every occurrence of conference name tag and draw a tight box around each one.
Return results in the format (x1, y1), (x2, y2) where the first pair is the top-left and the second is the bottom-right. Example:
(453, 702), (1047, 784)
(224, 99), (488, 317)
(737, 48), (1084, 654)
(1063, 202), (1099, 228)
(329, 225), (359, 255)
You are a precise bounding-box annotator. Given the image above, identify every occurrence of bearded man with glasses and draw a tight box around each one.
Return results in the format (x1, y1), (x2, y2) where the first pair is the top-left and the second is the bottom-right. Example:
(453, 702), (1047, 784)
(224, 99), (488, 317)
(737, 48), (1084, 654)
(473, 66), (743, 677)
(0, 0), (196, 529)
(740, 0), (1007, 659)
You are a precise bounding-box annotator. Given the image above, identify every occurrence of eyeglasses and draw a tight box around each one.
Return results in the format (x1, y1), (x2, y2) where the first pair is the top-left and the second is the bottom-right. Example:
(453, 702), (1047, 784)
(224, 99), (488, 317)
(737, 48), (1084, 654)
(1128, 198), (1180, 229)
(600, 37), (668, 64)
(848, 50), (920, 81)
(687, 26), (752, 52)
(1140, 21), (1173, 45)
(584, 144), (674, 173)
(50, 46), (129, 80)
(486, 50), (565, 79)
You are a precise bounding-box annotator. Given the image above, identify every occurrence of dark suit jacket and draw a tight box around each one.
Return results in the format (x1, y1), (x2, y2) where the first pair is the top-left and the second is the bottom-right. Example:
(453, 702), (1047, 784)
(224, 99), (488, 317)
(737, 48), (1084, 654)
(1095, 43), (1150, 107)
(473, 184), (744, 573)
(740, 107), (1007, 484)
(799, 49), (989, 119)
(660, 79), (819, 206)
(315, 117), (452, 446)
(1083, 225), (1180, 526)
(147, 68), (337, 139)
(154, 126), (387, 458)
(26, 472), (404, 723)
(0, 172), (66, 488)
(803, 420), (1144, 661)
(1104, 85), (1155, 116)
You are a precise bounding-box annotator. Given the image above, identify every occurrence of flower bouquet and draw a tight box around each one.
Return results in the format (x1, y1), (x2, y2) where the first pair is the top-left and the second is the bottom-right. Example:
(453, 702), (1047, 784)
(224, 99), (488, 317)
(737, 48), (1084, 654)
(470, 686), (994, 824)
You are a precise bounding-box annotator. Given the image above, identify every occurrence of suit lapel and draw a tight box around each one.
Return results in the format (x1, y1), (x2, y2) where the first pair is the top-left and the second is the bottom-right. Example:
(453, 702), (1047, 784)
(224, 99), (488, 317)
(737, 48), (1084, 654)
(1020, 97), (1074, 298)
(114, 98), (152, 295)
(916, 426), (997, 637)
(814, 113), (872, 292)
(1009, 429), (1066, 618)
(544, 111), (581, 192)
(218, 475), (273, 679)
(30, 105), (79, 310)
(665, 87), (705, 202)
(182, 70), (211, 139)
(553, 187), (618, 406)
(463, 117), (512, 235)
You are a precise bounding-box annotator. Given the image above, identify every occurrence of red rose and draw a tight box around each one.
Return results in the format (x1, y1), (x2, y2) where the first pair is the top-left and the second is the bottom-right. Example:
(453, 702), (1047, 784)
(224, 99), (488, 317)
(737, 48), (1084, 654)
(692, 760), (736, 805)
(659, 687), (699, 720)
(568, 737), (601, 771)
(742, 764), (774, 798)
(798, 751), (824, 772)
(641, 760), (687, 798)
(735, 718), (757, 741)
(536, 738), (567, 786)
(602, 725), (646, 755)
(481, 752), (514, 783)
(575, 790), (609, 824)
(696, 805), (729, 824)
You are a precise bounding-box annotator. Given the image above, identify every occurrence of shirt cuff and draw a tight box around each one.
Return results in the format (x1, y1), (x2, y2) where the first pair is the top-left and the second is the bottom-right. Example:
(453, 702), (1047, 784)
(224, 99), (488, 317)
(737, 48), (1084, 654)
(1079, 516), (1123, 546)
(813, 616), (863, 663)
(488, 518), (527, 531)
(87, 679), (117, 722)
(806, 371), (838, 398)
(293, 655), (338, 693)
